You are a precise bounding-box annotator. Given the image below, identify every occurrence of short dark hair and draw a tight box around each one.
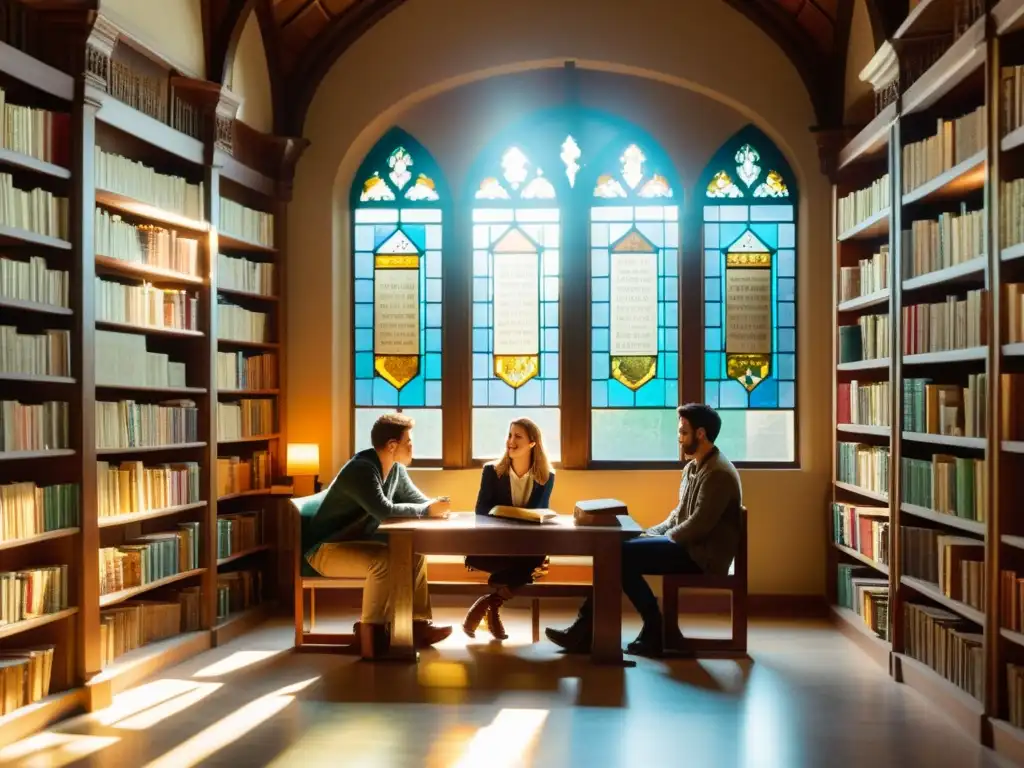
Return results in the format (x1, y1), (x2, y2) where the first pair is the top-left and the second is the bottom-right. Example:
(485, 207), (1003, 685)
(370, 412), (415, 449)
(676, 403), (722, 443)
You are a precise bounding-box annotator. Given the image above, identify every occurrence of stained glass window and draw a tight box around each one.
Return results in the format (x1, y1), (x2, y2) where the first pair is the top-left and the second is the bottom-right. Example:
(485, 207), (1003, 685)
(700, 126), (797, 463)
(590, 143), (680, 462)
(472, 145), (562, 459)
(351, 130), (445, 459)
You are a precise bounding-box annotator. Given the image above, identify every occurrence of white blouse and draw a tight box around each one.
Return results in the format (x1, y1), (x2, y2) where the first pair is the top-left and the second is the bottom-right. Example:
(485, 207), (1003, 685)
(509, 466), (535, 507)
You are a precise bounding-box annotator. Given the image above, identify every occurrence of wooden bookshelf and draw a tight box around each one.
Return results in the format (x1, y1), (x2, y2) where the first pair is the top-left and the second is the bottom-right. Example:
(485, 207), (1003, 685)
(829, 4), (1024, 760)
(0, 8), (301, 738)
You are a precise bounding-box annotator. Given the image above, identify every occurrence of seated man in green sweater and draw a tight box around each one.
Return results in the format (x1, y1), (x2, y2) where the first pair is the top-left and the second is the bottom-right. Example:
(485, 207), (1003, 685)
(304, 412), (453, 655)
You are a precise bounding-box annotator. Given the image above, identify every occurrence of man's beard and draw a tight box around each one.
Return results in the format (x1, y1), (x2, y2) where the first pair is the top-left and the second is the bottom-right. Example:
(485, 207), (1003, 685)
(681, 438), (697, 456)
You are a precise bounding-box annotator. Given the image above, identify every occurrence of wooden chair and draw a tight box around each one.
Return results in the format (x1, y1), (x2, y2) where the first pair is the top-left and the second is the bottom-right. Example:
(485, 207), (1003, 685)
(662, 505), (748, 657)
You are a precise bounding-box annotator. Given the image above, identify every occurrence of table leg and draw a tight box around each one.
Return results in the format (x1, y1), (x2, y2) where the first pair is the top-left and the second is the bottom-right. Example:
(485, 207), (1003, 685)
(387, 531), (417, 661)
(592, 538), (624, 664)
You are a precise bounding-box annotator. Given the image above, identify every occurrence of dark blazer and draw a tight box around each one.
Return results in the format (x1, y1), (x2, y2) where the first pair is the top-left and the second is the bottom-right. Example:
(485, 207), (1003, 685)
(474, 463), (555, 515)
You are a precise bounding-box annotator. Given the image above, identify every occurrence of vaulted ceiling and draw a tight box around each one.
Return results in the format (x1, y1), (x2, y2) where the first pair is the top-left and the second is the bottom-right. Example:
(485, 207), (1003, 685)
(202, 0), (905, 136)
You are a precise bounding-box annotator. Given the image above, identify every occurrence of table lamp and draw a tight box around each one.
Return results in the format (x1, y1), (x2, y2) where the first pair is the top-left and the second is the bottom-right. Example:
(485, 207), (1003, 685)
(287, 443), (321, 496)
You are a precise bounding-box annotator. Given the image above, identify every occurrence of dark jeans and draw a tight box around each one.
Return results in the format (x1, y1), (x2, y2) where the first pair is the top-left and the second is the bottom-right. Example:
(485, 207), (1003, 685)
(575, 535), (702, 629)
(464, 555), (547, 589)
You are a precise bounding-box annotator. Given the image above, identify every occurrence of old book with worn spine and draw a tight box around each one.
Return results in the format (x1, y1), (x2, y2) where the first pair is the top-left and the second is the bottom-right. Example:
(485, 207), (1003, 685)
(573, 498), (627, 526)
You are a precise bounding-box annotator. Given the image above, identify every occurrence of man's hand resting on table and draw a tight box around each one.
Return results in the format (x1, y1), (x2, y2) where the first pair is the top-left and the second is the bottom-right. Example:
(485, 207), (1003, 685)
(427, 497), (451, 518)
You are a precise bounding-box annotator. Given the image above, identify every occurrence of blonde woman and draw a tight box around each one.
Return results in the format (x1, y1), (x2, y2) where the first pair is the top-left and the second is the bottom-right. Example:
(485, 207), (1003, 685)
(462, 417), (555, 639)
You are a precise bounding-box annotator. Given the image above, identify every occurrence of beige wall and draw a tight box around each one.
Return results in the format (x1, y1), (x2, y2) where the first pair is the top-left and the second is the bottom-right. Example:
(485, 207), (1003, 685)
(844, 0), (877, 123)
(287, 0), (834, 595)
(102, 0), (205, 77)
(230, 11), (274, 133)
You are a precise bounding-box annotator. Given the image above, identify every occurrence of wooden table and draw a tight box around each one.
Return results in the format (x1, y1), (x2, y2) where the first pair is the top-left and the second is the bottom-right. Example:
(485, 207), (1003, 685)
(378, 513), (642, 664)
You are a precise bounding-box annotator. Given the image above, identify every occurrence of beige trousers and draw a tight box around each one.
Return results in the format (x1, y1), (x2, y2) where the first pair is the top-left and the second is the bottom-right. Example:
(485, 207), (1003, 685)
(307, 541), (431, 624)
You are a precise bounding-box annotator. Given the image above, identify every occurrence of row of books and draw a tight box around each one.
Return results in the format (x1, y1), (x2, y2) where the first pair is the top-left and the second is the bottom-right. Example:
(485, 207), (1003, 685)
(1002, 177), (1024, 250)
(1006, 374), (1023, 440)
(217, 302), (269, 343)
(832, 502), (889, 565)
(98, 523), (200, 596)
(216, 570), (262, 620)
(0, 326), (70, 378)
(837, 564), (888, 640)
(0, 172), (68, 239)
(0, 85), (69, 166)
(218, 254), (275, 296)
(838, 315), (890, 364)
(218, 351), (278, 391)
(904, 602), (982, 701)
(902, 289), (987, 355)
(902, 455), (986, 522)
(0, 645), (55, 717)
(95, 278), (200, 332)
(220, 198), (274, 248)
(1002, 64), (1024, 138)
(217, 513), (261, 559)
(1007, 664), (1024, 729)
(96, 329), (188, 390)
(837, 442), (889, 496)
(901, 205), (984, 279)
(839, 246), (889, 302)
(837, 380), (889, 427)
(1006, 283), (1024, 344)
(94, 148), (205, 222)
(902, 526), (984, 611)
(95, 209), (201, 277)
(216, 453), (273, 498)
(903, 375), (987, 437)
(0, 481), (79, 543)
(999, 570), (1024, 633)
(100, 589), (201, 669)
(837, 174), (890, 235)
(98, 460), (201, 519)
(95, 399), (198, 450)
(217, 399), (275, 440)
(901, 107), (986, 194)
(0, 255), (69, 309)
(0, 565), (68, 625)
(0, 399), (69, 452)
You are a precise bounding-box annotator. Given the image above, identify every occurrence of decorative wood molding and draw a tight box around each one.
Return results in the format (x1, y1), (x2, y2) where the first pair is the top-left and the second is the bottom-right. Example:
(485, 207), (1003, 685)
(232, 121), (309, 199)
(813, 127), (855, 183)
(170, 77), (242, 153)
(84, 13), (117, 92)
(859, 40), (900, 115)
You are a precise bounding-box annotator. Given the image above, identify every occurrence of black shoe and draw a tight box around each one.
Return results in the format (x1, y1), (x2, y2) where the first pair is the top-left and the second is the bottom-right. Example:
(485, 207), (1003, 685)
(545, 626), (591, 653)
(625, 620), (665, 657)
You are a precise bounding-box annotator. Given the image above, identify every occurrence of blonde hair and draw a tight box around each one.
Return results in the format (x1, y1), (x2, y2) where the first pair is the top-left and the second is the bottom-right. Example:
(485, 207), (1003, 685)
(492, 417), (552, 486)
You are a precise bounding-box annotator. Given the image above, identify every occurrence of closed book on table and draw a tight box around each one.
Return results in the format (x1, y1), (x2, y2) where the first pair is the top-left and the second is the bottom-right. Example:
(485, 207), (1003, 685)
(488, 506), (557, 524)
(573, 498), (627, 526)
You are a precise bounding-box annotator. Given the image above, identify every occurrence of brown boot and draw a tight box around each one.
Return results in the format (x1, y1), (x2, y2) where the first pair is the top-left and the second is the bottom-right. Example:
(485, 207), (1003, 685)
(354, 621), (389, 659)
(414, 620), (453, 648)
(485, 594), (508, 640)
(462, 595), (491, 638)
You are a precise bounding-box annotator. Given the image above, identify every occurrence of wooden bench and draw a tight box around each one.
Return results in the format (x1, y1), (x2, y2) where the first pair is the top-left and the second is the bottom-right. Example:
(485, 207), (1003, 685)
(291, 498), (590, 650)
(662, 505), (748, 657)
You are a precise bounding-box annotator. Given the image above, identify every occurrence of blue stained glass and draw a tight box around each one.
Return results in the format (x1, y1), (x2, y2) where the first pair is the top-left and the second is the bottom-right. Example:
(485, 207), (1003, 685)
(355, 304), (373, 328)
(749, 378), (778, 408)
(751, 223), (777, 248)
(473, 251), (488, 276)
(778, 224), (795, 248)
(720, 380), (749, 408)
(778, 249), (795, 277)
(592, 352), (608, 378)
(544, 328), (558, 351)
(666, 380), (678, 406)
(705, 303), (721, 326)
(426, 328), (441, 352)
(720, 206), (748, 222)
(355, 379), (373, 405)
(426, 304), (441, 328)
(543, 352), (558, 374)
(473, 328), (489, 351)
(355, 280), (373, 304)
(704, 206), (719, 222)
(427, 279), (442, 302)
(636, 378), (665, 407)
(704, 224), (719, 248)
(355, 226), (374, 251)
(721, 223), (746, 245)
(372, 377), (399, 406)
(778, 278), (795, 303)
(638, 221), (663, 245)
(355, 251), (373, 278)
(473, 353), (489, 379)
(356, 352), (374, 378)
(705, 250), (720, 277)
(778, 353), (795, 379)
(666, 302), (678, 326)
(666, 330), (678, 352)
(665, 278), (678, 302)
(543, 303), (558, 327)
(592, 303), (609, 327)
(751, 204), (792, 221)
(426, 381), (442, 406)
(779, 329), (795, 352)
(592, 380), (608, 407)
(404, 225), (426, 250)
(592, 249), (609, 277)
(426, 353), (441, 379)
(399, 375), (425, 406)
(705, 352), (721, 378)
(356, 329), (373, 352)
(705, 327), (722, 351)
(593, 278), (609, 302)
(665, 249), (678, 277)
(473, 380), (488, 406)
(778, 302), (795, 327)
(517, 379), (543, 406)
(488, 380), (515, 406)
(706, 277), (721, 299)
(779, 381), (795, 408)
(665, 352), (678, 373)
(705, 381), (719, 407)
(374, 225), (395, 248)
(592, 328), (609, 352)
(609, 379), (636, 407)
(544, 277), (559, 301)
(544, 380), (559, 405)
(473, 303), (488, 327)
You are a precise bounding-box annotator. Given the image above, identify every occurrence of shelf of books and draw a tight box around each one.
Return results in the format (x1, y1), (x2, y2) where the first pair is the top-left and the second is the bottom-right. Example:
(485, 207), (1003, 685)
(830, 0), (1024, 761)
(0, 4), (300, 744)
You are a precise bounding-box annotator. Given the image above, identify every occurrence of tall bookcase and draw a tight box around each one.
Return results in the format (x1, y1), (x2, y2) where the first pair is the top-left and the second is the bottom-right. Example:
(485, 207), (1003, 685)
(828, 0), (1024, 762)
(0, 5), (303, 748)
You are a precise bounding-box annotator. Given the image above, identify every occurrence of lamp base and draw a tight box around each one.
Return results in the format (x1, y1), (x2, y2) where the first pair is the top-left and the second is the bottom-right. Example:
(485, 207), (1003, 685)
(293, 475), (318, 497)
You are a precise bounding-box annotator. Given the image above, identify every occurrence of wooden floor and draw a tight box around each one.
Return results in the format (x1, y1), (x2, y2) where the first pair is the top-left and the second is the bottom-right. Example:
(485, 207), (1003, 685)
(0, 607), (1013, 768)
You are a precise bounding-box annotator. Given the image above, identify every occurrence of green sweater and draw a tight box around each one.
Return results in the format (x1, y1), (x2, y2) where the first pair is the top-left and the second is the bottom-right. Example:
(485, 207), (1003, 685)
(302, 449), (432, 558)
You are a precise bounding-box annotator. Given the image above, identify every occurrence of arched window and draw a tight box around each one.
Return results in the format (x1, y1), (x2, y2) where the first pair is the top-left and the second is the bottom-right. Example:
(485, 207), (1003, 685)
(470, 142), (564, 460)
(589, 141), (681, 461)
(350, 129), (447, 459)
(699, 125), (798, 463)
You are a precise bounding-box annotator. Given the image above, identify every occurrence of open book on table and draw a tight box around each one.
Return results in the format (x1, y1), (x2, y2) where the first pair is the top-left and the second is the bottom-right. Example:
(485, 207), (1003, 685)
(488, 506), (558, 524)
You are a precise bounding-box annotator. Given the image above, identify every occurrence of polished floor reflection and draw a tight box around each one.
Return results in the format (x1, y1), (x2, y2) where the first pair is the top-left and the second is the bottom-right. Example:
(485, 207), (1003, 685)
(0, 607), (1012, 768)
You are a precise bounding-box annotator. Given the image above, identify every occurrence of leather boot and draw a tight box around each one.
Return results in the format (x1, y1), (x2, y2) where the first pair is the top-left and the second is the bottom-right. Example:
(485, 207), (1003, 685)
(354, 621), (389, 660)
(414, 620), (453, 648)
(485, 594), (508, 640)
(462, 595), (491, 638)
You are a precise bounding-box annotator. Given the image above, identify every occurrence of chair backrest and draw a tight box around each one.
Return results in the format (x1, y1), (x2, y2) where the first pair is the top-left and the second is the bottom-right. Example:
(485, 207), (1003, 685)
(291, 491), (328, 581)
(734, 505), (748, 580)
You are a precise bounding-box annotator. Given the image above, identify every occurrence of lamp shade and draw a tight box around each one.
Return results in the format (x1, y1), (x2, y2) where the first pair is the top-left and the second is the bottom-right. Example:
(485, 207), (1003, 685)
(287, 443), (320, 476)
